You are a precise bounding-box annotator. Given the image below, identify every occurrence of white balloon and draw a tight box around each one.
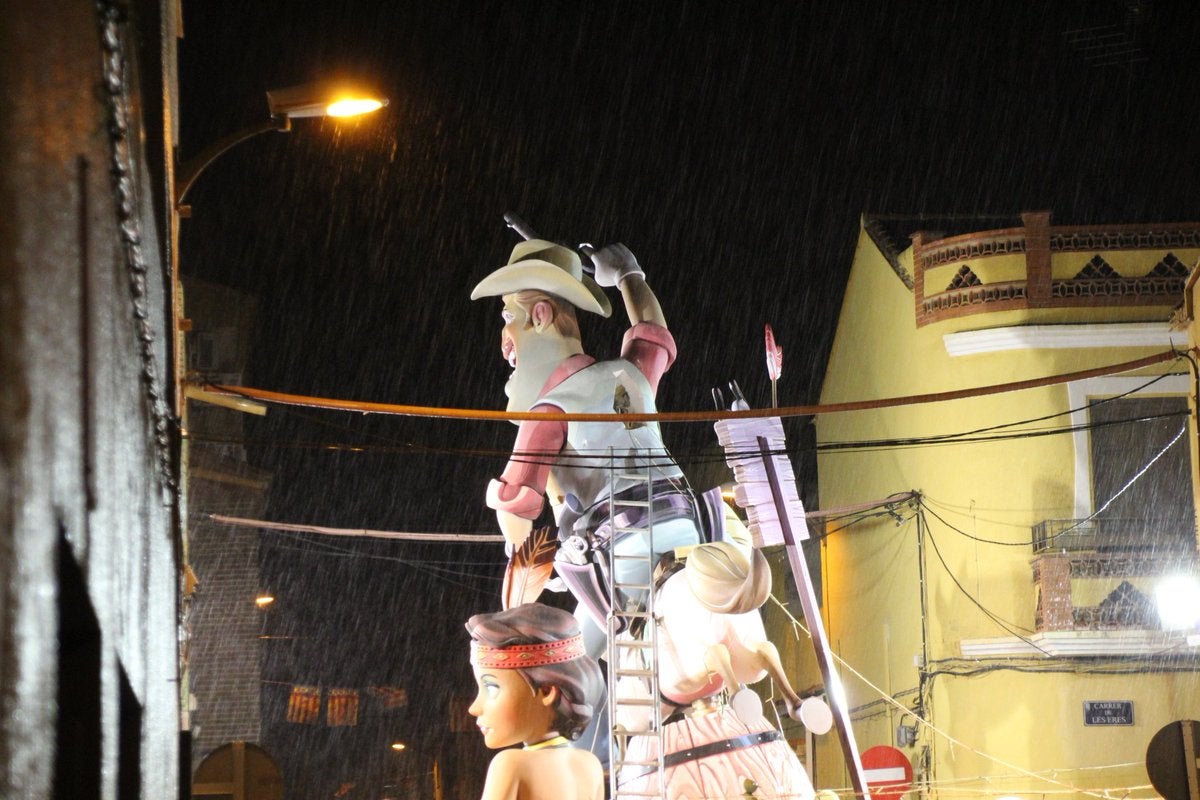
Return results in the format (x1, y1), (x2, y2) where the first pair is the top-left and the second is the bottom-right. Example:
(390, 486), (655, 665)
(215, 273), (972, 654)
(730, 687), (766, 725)
(799, 696), (833, 734)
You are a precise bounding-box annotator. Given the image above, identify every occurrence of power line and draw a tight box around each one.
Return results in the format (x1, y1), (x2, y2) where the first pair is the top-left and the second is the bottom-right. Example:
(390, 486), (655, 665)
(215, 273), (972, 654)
(203, 348), (1183, 422)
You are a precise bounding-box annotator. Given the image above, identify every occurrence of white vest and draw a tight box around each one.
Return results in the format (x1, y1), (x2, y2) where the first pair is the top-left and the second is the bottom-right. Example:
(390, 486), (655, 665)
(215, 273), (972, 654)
(537, 359), (684, 512)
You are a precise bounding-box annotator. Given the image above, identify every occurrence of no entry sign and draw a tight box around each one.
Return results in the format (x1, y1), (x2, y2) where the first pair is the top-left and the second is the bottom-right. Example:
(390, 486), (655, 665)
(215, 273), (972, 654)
(861, 745), (913, 799)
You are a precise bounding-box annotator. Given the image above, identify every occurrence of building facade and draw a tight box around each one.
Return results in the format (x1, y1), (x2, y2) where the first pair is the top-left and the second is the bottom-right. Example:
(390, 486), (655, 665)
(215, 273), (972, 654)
(810, 212), (1200, 798)
(0, 0), (182, 797)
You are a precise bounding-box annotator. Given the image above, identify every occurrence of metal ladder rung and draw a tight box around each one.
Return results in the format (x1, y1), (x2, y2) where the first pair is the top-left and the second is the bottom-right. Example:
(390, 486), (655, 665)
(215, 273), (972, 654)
(614, 639), (654, 649)
(612, 730), (658, 740)
(613, 499), (651, 509)
(614, 760), (661, 770)
(615, 668), (657, 678)
(612, 697), (657, 707)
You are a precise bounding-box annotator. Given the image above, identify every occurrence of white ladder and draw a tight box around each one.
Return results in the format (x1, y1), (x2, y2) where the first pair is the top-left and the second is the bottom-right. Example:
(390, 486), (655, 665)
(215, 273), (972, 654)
(606, 455), (665, 800)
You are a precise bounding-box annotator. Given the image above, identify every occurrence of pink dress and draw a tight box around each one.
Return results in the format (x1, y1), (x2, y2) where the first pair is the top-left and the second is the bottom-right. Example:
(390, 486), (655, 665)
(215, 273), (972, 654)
(619, 706), (815, 800)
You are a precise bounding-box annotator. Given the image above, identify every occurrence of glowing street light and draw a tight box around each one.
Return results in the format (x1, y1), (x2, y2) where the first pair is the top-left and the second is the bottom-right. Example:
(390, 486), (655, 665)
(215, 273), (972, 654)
(174, 81), (387, 209)
(1154, 575), (1200, 631)
(265, 81), (386, 119)
(171, 79), (388, 416)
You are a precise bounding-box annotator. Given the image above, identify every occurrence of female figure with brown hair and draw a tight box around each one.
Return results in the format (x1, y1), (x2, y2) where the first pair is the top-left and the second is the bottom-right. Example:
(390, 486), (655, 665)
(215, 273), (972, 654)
(466, 603), (605, 800)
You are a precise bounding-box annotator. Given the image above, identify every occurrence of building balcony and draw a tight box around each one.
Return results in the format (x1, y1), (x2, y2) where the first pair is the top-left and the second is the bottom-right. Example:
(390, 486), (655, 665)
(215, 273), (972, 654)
(905, 212), (1200, 327)
(961, 516), (1196, 656)
(1032, 517), (1196, 555)
(1030, 517), (1197, 635)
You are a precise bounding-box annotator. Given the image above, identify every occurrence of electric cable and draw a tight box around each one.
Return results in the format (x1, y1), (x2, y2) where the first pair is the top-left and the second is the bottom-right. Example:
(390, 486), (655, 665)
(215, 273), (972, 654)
(203, 348), (1183, 422)
(1036, 420), (1187, 548)
(768, 597), (1109, 799)
(184, 405), (1188, 467)
(919, 509), (1046, 645)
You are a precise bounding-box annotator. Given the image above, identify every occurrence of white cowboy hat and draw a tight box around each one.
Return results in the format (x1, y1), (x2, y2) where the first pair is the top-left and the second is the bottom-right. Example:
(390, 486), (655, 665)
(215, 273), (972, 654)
(470, 239), (612, 317)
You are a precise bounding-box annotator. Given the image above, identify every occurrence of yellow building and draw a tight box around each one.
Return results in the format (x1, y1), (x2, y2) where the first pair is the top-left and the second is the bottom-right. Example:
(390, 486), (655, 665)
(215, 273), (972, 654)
(810, 212), (1200, 799)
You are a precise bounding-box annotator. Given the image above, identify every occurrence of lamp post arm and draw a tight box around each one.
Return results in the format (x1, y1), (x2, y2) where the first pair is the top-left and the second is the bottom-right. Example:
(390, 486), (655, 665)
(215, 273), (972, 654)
(174, 115), (291, 208)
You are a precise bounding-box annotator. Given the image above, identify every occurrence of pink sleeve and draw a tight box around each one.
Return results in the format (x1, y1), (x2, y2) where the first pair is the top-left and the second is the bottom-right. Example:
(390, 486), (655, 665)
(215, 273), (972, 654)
(486, 407), (567, 520)
(621, 322), (677, 394)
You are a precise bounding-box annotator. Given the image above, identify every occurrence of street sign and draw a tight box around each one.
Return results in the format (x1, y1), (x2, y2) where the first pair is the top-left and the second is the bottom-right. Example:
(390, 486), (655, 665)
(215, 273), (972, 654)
(1084, 700), (1134, 726)
(861, 745), (913, 799)
(1146, 719), (1200, 800)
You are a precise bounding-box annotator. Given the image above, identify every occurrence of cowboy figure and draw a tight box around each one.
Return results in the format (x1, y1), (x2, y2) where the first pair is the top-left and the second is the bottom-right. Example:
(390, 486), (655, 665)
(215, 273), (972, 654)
(471, 238), (704, 657)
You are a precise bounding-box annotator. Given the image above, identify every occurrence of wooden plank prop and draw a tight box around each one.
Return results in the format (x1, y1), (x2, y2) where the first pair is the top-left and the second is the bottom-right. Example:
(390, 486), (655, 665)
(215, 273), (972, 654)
(715, 416), (872, 799)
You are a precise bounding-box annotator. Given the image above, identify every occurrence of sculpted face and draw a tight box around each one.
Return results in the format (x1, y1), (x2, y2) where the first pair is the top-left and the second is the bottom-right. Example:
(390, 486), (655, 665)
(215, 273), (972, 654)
(499, 294), (567, 414)
(468, 665), (556, 749)
(500, 296), (525, 377)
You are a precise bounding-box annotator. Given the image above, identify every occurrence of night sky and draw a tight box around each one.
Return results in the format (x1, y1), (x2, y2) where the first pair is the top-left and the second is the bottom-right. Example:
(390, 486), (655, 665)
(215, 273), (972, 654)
(176, 1), (1200, 796)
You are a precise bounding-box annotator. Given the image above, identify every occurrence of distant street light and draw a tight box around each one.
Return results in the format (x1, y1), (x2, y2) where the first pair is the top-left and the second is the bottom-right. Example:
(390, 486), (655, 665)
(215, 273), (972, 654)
(1155, 575), (1200, 631)
(174, 81), (387, 209)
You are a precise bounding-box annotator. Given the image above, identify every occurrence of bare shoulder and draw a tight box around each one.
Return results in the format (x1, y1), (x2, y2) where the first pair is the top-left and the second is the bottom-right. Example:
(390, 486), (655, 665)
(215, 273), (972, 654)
(566, 748), (603, 770)
(484, 749), (533, 786)
(489, 748), (527, 770)
(566, 748), (604, 795)
(481, 750), (527, 800)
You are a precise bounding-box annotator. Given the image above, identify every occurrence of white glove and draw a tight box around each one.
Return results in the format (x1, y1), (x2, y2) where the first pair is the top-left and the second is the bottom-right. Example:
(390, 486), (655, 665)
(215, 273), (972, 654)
(586, 242), (645, 288)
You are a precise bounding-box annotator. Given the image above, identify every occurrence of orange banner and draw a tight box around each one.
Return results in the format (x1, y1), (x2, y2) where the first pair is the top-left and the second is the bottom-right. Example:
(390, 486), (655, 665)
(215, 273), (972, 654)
(327, 688), (360, 727)
(287, 686), (320, 724)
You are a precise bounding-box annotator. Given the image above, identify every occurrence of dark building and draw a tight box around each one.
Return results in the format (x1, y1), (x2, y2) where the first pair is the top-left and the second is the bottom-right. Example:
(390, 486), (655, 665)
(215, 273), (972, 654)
(1, 1), (182, 796)
(182, 278), (273, 764)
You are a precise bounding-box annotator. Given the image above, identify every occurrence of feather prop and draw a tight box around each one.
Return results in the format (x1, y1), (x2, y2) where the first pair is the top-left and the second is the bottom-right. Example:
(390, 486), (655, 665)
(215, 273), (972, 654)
(765, 323), (783, 407)
(501, 525), (557, 609)
(765, 324), (783, 380)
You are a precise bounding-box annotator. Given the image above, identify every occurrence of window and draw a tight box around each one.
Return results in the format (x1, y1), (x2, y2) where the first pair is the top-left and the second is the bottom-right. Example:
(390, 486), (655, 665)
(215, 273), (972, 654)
(1087, 395), (1193, 551)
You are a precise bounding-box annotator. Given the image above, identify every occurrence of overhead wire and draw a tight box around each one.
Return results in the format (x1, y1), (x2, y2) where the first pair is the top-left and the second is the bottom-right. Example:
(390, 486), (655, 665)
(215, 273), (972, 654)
(918, 502), (1032, 547)
(203, 348), (1183, 422)
(769, 598), (1111, 799)
(185, 381), (1189, 467)
(1032, 419), (1188, 548)
(918, 508), (1047, 645)
(260, 530), (503, 591)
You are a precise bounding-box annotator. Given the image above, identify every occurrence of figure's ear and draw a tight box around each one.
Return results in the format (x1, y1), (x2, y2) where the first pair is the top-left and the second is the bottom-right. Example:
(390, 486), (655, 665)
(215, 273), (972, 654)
(530, 300), (555, 333)
(539, 685), (559, 707)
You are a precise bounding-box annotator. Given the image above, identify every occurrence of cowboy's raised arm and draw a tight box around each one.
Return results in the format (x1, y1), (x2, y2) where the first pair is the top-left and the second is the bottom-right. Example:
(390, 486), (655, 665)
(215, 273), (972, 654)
(588, 243), (666, 329)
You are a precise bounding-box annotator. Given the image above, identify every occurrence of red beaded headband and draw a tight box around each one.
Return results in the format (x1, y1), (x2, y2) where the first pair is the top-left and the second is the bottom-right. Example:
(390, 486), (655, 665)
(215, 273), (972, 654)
(471, 634), (586, 669)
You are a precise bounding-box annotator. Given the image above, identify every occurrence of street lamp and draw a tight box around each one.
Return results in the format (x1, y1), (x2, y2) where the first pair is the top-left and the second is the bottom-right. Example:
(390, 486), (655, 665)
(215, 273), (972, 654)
(172, 79), (388, 413)
(174, 80), (387, 210)
(172, 80), (387, 768)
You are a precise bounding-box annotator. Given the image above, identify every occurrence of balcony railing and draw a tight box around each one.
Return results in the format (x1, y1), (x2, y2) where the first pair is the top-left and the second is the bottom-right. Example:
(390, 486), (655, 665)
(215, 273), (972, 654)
(911, 212), (1200, 326)
(1030, 517), (1197, 632)
(1032, 517), (1196, 554)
